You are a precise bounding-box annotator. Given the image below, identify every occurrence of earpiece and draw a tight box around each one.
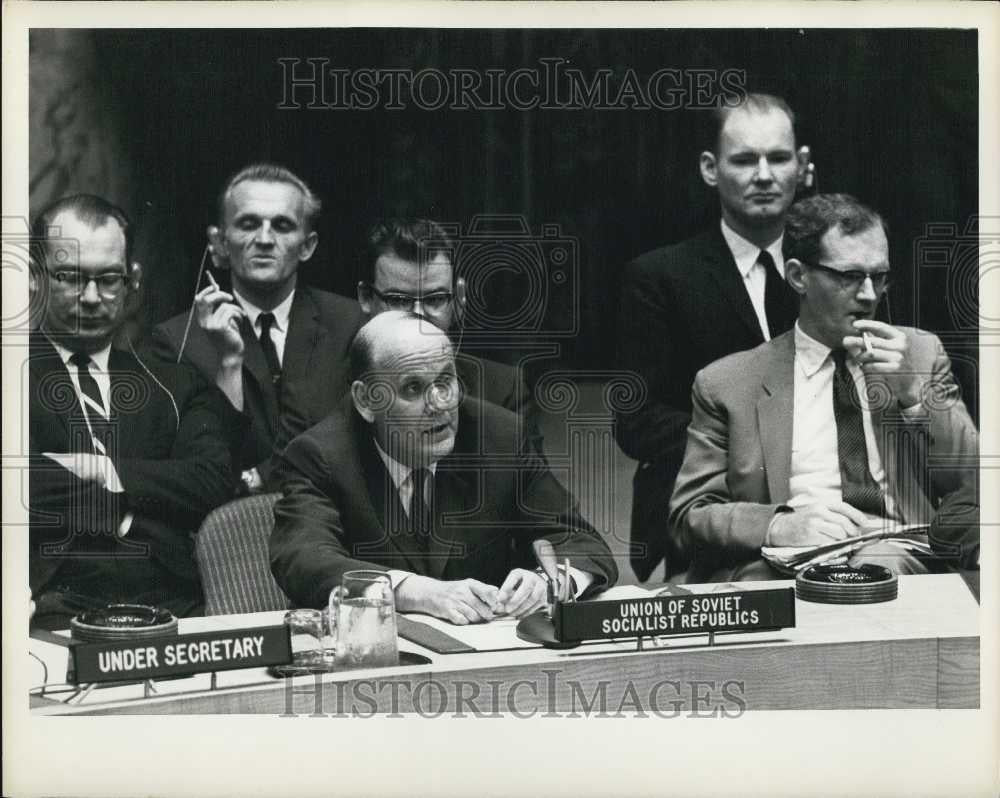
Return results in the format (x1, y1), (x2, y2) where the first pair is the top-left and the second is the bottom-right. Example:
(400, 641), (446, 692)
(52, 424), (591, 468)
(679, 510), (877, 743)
(206, 225), (229, 269)
(126, 333), (180, 434)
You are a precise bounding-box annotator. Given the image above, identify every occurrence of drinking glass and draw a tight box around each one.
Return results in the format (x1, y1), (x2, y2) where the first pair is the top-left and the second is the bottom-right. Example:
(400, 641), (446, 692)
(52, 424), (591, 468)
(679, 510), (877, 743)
(329, 570), (399, 668)
(283, 609), (324, 667)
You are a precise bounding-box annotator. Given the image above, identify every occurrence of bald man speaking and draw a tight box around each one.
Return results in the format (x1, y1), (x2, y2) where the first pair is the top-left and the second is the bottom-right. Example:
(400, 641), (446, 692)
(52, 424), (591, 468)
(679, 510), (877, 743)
(270, 312), (616, 624)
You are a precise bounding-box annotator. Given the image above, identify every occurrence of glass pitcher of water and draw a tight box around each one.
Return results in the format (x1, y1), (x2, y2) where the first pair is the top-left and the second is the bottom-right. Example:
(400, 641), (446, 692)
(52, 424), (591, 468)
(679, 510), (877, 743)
(328, 570), (399, 668)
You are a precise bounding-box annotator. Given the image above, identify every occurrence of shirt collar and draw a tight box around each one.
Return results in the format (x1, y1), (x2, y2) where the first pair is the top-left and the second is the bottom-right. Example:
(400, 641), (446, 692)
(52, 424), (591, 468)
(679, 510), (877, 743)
(793, 322), (837, 378)
(233, 287), (295, 334)
(720, 218), (785, 279)
(373, 439), (438, 492)
(46, 335), (112, 372)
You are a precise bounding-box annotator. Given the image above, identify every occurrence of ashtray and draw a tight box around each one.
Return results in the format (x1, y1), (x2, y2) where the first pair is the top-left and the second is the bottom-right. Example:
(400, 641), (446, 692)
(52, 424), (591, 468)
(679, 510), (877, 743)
(796, 564), (898, 604)
(71, 603), (178, 642)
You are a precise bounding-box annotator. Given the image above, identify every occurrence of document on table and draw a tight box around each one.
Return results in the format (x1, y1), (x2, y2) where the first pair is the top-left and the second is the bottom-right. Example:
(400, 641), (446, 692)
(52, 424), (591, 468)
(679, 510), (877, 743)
(401, 612), (540, 652)
(762, 521), (932, 574)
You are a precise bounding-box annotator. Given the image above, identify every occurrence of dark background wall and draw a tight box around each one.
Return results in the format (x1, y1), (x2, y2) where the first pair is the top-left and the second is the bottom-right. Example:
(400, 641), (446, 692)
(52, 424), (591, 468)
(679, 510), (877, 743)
(29, 27), (979, 419)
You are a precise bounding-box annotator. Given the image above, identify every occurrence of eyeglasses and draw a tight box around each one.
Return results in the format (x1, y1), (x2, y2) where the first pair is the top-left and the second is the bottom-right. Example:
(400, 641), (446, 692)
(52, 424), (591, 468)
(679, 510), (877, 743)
(367, 285), (454, 313)
(49, 270), (128, 298)
(805, 262), (891, 294)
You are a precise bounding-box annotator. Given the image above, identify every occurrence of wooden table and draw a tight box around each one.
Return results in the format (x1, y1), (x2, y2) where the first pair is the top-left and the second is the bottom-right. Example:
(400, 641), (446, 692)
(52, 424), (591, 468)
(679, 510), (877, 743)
(29, 574), (979, 715)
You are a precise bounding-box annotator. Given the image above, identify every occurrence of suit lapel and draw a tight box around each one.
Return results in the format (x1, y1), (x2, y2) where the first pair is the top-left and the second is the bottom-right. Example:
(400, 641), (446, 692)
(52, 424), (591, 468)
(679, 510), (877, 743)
(357, 419), (428, 573)
(757, 332), (796, 503)
(426, 406), (487, 579)
(426, 463), (477, 579)
(281, 288), (323, 384)
(28, 335), (78, 440)
(703, 228), (766, 343)
(868, 377), (931, 525)
(107, 348), (134, 455)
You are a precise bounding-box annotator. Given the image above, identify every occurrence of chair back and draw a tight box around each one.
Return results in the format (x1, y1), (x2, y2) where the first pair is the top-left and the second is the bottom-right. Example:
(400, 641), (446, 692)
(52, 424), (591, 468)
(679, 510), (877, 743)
(195, 493), (290, 615)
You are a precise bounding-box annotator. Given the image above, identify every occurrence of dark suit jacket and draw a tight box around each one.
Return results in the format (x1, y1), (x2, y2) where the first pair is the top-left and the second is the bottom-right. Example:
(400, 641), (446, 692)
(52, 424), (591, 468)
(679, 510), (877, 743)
(28, 333), (239, 607)
(270, 397), (617, 609)
(455, 350), (534, 420)
(667, 328), (979, 583)
(151, 286), (363, 485)
(615, 227), (783, 581)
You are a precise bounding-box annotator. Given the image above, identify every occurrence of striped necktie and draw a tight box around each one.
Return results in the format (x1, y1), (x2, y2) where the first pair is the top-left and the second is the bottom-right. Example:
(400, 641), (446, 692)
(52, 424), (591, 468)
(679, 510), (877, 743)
(69, 352), (110, 454)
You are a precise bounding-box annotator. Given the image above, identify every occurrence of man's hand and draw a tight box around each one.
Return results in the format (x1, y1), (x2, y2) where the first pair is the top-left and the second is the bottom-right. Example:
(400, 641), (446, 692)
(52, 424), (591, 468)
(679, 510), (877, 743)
(394, 574), (499, 625)
(194, 282), (247, 410)
(845, 320), (922, 408)
(41, 452), (120, 490)
(195, 283), (246, 363)
(765, 501), (868, 548)
(496, 569), (548, 618)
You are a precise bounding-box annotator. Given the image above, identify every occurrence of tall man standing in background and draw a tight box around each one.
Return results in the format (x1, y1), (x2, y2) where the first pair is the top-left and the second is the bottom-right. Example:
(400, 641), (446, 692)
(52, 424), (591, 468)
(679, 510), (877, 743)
(153, 164), (362, 493)
(615, 93), (812, 581)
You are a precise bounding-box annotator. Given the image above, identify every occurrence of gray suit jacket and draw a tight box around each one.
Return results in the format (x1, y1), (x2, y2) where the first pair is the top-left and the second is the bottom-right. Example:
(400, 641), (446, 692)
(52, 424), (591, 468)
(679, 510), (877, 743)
(668, 327), (978, 582)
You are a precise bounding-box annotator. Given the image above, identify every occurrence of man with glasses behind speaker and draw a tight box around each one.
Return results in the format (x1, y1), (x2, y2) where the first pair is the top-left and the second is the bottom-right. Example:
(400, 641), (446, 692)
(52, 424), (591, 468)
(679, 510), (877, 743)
(357, 219), (535, 423)
(667, 193), (979, 583)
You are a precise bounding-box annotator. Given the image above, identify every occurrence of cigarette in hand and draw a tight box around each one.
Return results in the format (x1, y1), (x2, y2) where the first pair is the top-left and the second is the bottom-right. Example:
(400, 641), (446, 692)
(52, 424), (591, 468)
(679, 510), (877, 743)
(206, 270), (220, 290)
(862, 332), (873, 354)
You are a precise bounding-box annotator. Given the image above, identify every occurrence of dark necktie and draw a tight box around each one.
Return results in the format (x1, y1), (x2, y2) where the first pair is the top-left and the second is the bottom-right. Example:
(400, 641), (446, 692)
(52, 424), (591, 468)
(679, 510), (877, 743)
(69, 352), (111, 454)
(760, 250), (796, 338)
(409, 468), (433, 544)
(832, 349), (886, 516)
(257, 312), (282, 393)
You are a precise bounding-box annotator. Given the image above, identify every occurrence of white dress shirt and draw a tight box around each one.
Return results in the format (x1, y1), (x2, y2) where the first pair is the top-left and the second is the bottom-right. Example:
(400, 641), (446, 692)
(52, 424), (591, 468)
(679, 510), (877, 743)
(720, 218), (786, 341)
(233, 287), (294, 366)
(48, 337), (112, 418)
(373, 441), (593, 598)
(789, 324), (899, 522)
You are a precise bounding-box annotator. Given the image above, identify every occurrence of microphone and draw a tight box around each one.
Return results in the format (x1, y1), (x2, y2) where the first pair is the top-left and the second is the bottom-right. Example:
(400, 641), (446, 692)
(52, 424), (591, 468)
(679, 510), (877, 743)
(532, 539), (560, 587)
(516, 540), (581, 649)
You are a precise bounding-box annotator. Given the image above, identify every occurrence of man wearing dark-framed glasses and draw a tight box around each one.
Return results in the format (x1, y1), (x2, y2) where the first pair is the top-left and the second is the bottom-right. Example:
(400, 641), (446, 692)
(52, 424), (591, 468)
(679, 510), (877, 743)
(669, 193), (979, 582)
(356, 218), (534, 420)
(27, 194), (240, 629)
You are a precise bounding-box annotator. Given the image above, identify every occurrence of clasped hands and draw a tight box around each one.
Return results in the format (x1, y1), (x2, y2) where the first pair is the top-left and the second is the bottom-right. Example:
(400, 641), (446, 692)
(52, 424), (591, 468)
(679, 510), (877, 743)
(395, 569), (564, 626)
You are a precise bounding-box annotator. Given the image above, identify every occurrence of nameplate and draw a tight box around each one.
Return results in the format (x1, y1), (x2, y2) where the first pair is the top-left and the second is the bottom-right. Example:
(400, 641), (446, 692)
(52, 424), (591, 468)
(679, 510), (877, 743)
(70, 626), (292, 684)
(554, 589), (796, 642)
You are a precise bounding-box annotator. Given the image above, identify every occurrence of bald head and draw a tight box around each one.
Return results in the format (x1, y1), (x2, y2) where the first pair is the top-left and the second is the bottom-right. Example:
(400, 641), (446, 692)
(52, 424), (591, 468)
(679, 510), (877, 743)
(350, 310), (454, 380)
(350, 311), (461, 467)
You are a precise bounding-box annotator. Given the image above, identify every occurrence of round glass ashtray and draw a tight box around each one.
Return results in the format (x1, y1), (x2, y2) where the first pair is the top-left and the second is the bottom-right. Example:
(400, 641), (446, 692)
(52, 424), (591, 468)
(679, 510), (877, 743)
(796, 564), (898, 604)
(800, 564), (895, 584)
(71, 603), (178, 642)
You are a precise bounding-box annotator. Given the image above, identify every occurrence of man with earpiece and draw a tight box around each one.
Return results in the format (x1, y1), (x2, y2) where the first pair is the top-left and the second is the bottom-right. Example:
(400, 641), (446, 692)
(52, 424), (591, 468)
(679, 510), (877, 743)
(28, 194), (242, 630)
(151, 164), (363, 494)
